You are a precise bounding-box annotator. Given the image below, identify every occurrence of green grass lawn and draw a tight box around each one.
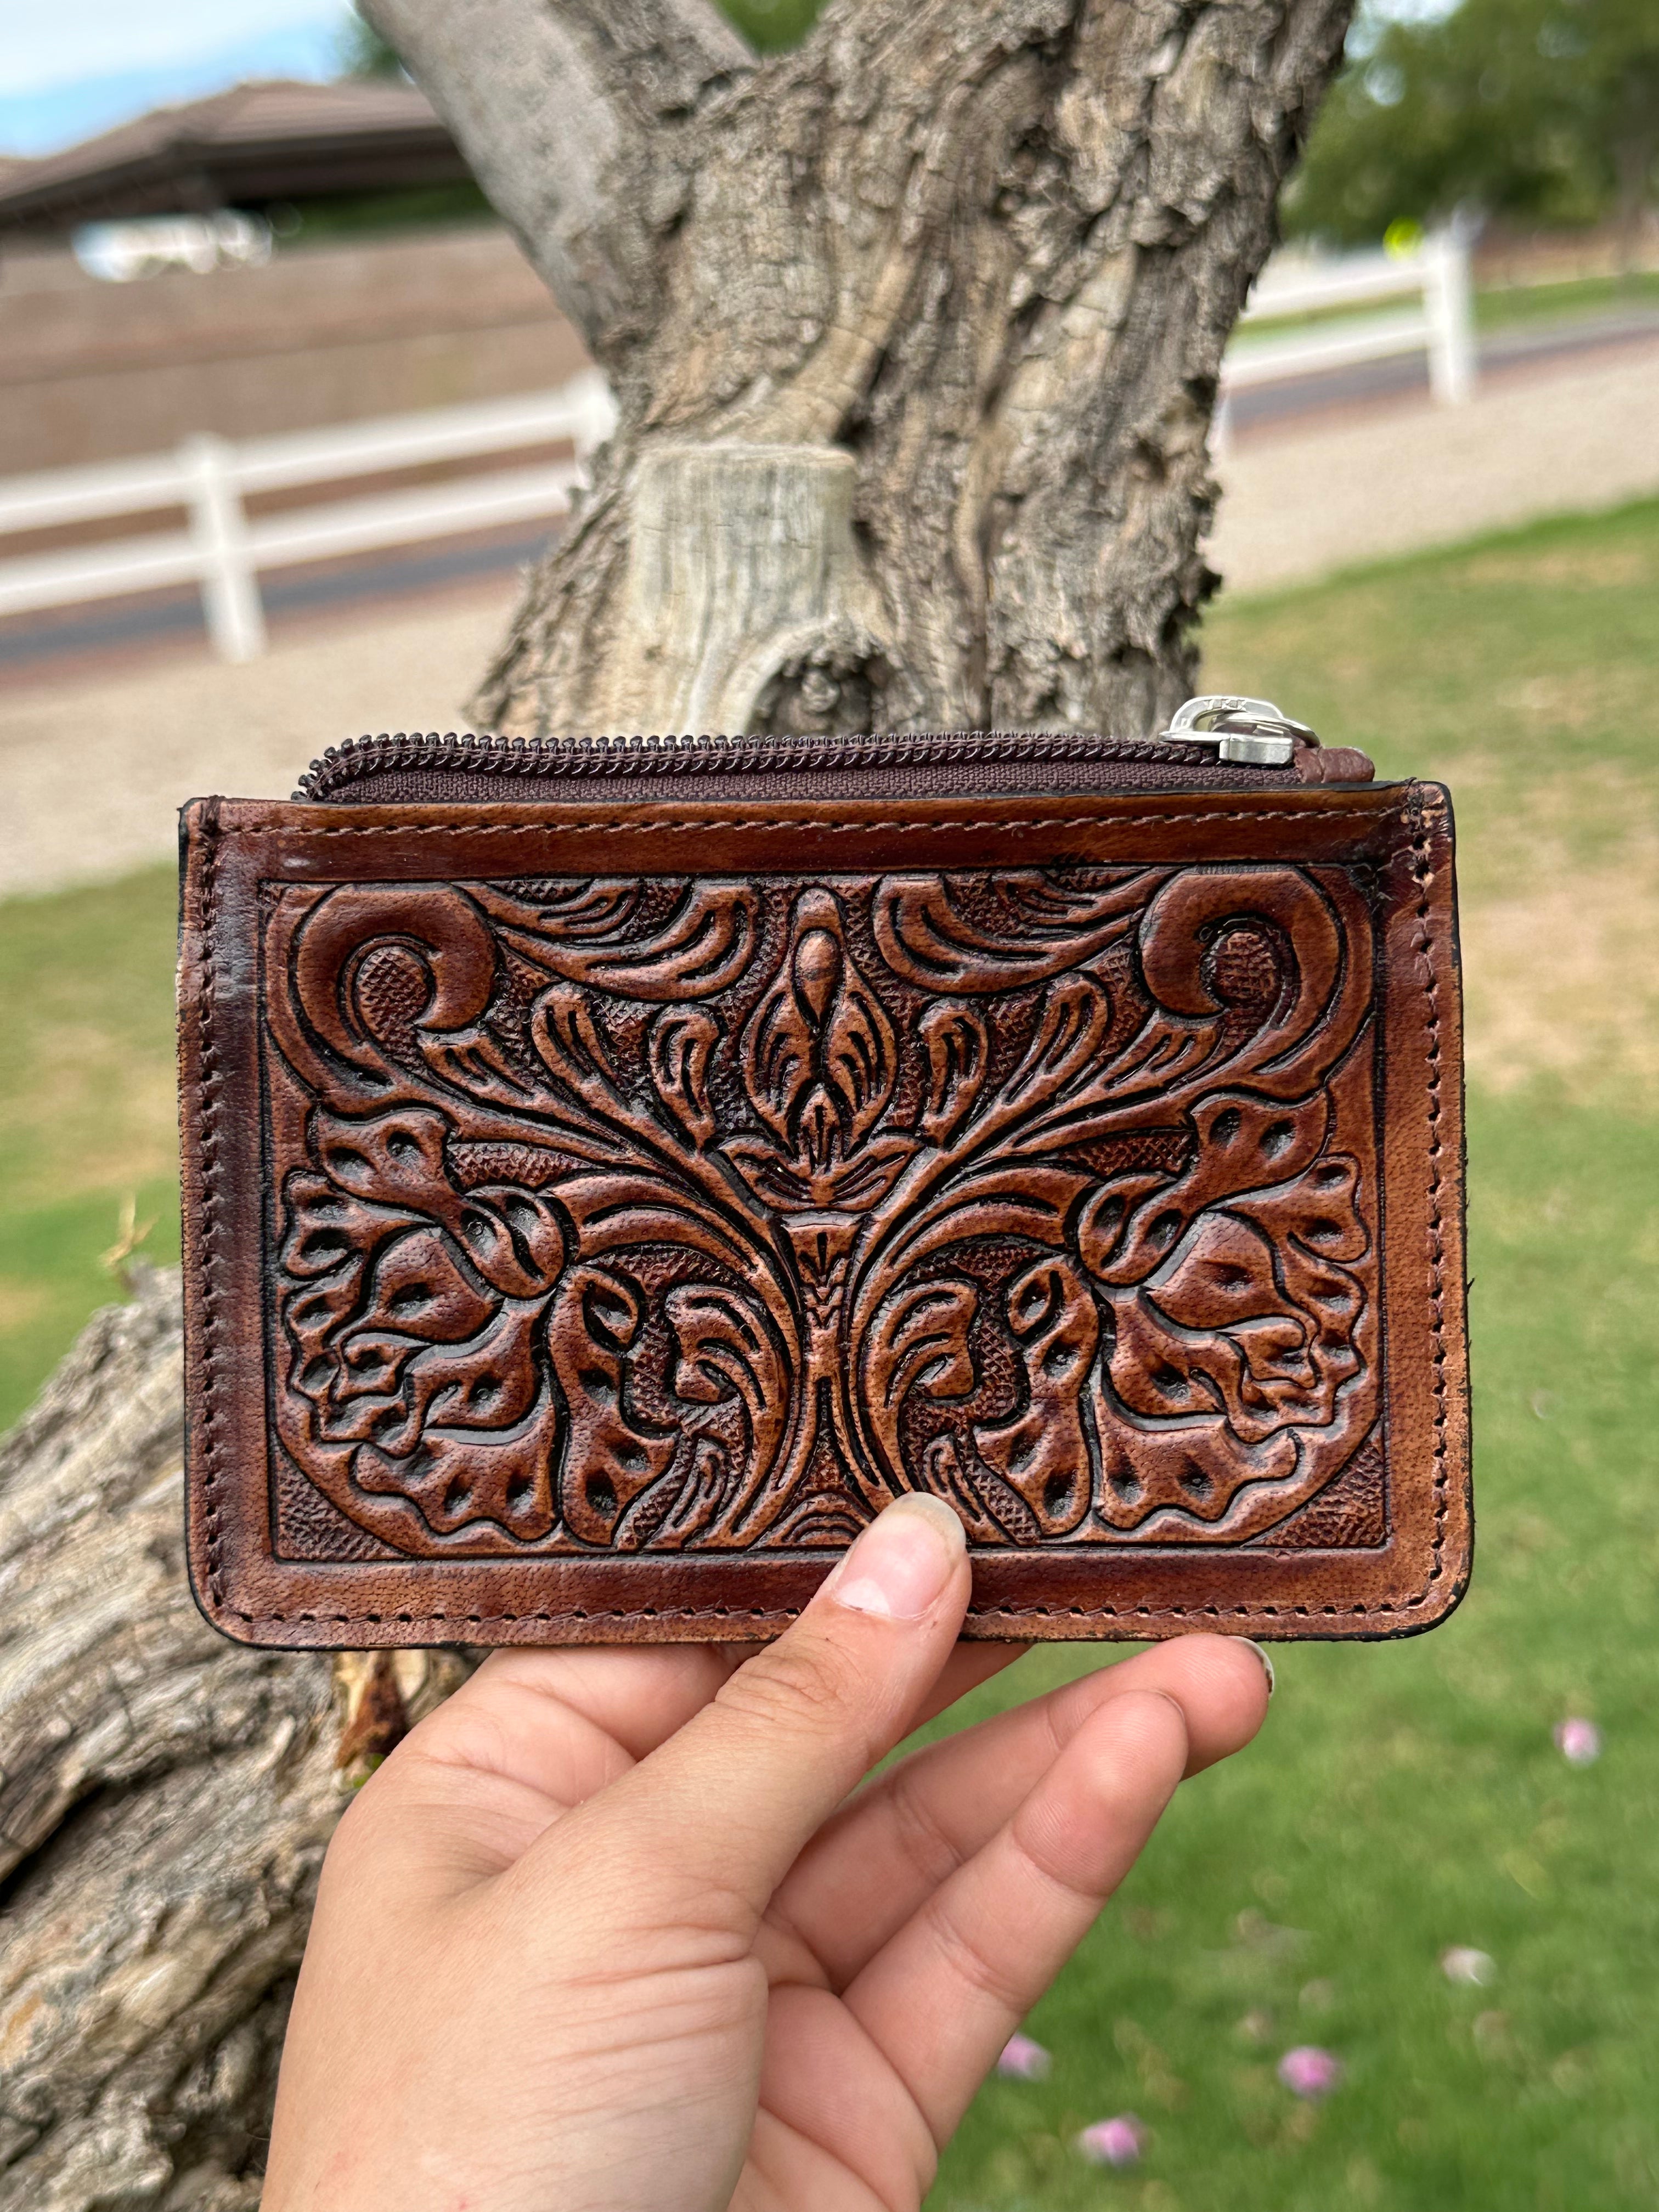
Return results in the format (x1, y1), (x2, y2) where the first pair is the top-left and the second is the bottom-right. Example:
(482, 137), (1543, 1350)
(1474, 268), (1659, 333)
(0, 865), (180, 1425)
(927, 499), (1659, 2209)
(1, 500), (1657, 2207)
(1239, 267), (1659, 347)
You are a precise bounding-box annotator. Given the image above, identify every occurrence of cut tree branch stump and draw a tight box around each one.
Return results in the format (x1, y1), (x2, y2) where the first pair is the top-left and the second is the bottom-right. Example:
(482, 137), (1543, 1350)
(594, 443), (891, 732)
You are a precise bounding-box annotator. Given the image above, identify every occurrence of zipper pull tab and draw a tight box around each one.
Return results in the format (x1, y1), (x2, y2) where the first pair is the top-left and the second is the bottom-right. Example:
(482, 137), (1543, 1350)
(1158, 695), (1313, 768)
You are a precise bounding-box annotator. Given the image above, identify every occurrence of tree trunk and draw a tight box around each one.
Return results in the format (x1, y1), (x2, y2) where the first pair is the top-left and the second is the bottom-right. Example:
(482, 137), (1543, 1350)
(0, 1272), (465, 2207)
(0, 2), (1351, 2200)
(372, 0), (1353, 741)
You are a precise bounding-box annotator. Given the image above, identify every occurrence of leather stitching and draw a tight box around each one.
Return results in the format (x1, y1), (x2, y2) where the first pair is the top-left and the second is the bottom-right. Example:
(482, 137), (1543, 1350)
(195, 796), (1446, 1634)
(218, 805), (1392, 838)
(198, 803), (225, 1612)
(1406, 822), (1451, 1606)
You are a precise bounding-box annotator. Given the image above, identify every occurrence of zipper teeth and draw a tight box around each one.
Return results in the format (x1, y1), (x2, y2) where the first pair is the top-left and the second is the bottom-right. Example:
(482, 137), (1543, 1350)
(294, 727), (1267, 802)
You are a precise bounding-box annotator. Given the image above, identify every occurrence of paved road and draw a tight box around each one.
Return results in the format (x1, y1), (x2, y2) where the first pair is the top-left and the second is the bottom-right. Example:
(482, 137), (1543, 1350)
(4, 307), (1657, 682)
(1226, 303), (1659, 432)
(0, 521), (554, 676)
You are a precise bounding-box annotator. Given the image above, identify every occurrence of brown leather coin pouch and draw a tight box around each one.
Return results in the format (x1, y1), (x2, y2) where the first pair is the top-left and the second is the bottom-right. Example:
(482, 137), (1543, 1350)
(178, 701), (1469, 1647)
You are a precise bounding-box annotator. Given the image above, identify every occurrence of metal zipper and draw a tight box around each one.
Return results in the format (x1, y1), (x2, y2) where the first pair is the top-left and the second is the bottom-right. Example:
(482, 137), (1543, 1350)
(294, 696), (1321, 800)
(1155, 695), (1310, 767)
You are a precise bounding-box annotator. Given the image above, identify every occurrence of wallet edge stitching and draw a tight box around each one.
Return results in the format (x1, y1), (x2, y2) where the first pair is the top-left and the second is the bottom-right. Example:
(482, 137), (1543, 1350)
(192, 799), (1454, 1636)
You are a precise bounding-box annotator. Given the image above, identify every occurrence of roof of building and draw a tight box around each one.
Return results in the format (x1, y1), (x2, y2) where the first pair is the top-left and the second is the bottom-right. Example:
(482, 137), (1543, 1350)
(0, 79), (471, 234)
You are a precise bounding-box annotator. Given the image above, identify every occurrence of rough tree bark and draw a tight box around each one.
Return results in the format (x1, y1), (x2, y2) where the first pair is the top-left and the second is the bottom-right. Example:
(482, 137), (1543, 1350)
(0, 1270), (465, 2207)
(371, 0), (1353, 741)
(0, 1), (1351, 2200)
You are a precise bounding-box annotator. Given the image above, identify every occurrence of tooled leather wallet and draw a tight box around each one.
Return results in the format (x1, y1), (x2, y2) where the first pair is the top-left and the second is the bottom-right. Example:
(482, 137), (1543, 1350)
(177, 697), (1471, 1649)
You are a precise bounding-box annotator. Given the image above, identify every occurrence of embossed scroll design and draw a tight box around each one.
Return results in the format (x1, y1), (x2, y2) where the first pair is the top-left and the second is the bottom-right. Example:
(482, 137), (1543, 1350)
(263, 864), (1380, 1558)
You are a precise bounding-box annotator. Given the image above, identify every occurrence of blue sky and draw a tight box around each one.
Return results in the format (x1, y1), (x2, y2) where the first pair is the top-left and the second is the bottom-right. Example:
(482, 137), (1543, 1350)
(0, 2), (357, 157)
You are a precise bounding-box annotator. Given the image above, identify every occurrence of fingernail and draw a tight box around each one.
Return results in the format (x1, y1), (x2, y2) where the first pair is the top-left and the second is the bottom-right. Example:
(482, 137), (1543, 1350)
(1233, 1638), (1276, 1697)
(831, 1494), (965, 1621)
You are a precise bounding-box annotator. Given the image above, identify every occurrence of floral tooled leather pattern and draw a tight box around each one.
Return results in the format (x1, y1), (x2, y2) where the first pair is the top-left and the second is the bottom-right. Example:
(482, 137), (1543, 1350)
(264, 863), (1380, 1556)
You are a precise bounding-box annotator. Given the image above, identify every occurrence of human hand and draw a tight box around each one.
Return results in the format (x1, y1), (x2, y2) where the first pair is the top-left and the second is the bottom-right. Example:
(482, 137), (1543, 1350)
(262, 1496), (1271, 2211)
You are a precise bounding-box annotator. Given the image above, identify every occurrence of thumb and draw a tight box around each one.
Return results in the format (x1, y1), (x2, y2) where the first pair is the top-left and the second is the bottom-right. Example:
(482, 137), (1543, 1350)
(552, 1494), (970, 1933)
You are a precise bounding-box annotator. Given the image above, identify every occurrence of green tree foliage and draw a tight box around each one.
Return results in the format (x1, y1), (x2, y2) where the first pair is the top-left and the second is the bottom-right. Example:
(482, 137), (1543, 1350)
(1286, 0), (1659, 246)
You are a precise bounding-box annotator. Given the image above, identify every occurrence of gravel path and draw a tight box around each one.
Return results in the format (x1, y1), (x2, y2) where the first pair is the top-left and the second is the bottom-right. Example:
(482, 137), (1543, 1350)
(2, 338), (1655, 900)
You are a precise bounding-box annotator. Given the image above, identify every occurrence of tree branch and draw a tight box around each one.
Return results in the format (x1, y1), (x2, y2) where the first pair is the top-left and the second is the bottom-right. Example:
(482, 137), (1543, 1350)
(364, 0), (758, 361)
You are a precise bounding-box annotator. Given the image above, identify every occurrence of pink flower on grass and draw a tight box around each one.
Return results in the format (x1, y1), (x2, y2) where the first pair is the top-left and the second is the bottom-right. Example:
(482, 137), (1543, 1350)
(995, 2033), (1051, 2081)
(1278, 2045), (1343, 2098)
(1076, 2115), (1143, 2166)
(1554, 1717), (1601, 1766)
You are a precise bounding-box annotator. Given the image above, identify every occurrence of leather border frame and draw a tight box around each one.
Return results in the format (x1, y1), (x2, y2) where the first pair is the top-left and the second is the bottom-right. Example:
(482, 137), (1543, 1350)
(178, 783), (1470, 1647)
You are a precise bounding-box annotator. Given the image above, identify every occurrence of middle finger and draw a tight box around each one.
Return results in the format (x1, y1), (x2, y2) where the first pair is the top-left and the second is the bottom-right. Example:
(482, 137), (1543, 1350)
(768, 1633), (1271, 1987)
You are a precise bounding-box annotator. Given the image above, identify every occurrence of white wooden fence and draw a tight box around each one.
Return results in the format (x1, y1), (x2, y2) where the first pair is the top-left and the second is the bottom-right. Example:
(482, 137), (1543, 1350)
(1216, 234), (1475, 450)
(0, 369), (617, 662)
(0, 244), (1475, 659)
